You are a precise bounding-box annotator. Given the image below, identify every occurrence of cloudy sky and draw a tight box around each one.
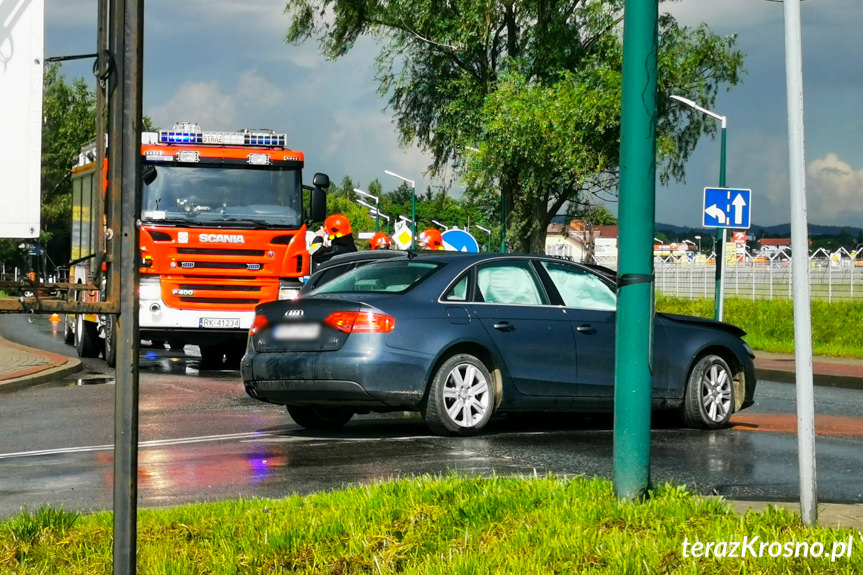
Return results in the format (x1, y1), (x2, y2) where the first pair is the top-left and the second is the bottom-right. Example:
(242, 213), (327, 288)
(44, 0), (863, 230)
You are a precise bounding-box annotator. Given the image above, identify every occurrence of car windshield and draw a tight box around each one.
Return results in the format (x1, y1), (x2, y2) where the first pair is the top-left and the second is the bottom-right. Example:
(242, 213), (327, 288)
(140, 163), (303, 228)
(312, 261), (442, 294)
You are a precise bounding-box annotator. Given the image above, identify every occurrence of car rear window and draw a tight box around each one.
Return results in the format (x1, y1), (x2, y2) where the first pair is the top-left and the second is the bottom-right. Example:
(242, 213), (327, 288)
(312, 261), (442, 294)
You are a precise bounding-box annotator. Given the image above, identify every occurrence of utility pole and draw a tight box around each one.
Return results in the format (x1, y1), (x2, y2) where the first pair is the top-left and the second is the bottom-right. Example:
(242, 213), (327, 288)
(613, 0), (658, 500)
(107, 0), (144, 572)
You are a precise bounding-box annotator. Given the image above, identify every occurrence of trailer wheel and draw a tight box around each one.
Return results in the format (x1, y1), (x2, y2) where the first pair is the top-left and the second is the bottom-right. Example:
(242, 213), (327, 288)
(75, 315), (101, 358)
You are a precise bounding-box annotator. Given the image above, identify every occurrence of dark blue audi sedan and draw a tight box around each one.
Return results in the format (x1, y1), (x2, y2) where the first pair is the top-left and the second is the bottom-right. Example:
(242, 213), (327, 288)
(240, 253), (756, 436)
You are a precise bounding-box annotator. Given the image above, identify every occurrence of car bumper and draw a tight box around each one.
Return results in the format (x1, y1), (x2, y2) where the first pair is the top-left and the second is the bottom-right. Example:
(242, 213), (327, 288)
(241, 346), (432, 409)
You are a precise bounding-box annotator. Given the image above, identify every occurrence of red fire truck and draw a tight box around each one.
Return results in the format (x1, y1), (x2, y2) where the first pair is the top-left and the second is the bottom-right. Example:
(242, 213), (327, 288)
(67, 122), (328, 367)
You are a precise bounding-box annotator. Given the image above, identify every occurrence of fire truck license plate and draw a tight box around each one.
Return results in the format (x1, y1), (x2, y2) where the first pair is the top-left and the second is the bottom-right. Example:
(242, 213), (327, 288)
(200, 318), (241, 329)
(272, 323), (321, 340)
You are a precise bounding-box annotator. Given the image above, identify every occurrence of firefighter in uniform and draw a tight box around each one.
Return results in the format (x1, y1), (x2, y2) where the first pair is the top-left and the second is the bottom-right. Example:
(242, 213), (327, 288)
(310, 214), (358, 269)
(417, 228), (445, 250)
(369, 231), (394, 250)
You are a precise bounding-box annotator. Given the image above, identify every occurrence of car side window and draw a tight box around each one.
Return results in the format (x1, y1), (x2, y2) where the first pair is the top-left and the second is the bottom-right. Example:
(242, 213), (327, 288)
(443, 274), (469, 301)
(541, 261), (616, 311)
(476, 262), (545, 305)
(310, 264), (354, 289)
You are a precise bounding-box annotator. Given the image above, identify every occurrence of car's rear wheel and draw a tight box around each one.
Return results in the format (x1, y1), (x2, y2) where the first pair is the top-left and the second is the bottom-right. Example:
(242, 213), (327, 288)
(287, 406), (353, 430)
(683, 354), (734, 429)
(423, 353), (494, 436)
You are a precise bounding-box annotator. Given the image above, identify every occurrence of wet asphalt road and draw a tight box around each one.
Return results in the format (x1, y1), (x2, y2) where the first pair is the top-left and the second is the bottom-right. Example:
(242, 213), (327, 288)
(2, 313), (863, 520)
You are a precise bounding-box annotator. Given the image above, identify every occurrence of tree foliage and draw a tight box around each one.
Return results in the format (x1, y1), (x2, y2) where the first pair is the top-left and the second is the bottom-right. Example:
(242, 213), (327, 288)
(284, 0), (744, 252)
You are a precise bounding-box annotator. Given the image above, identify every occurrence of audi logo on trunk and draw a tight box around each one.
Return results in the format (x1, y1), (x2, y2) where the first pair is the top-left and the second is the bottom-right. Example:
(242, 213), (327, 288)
(284, 309), (304, 319)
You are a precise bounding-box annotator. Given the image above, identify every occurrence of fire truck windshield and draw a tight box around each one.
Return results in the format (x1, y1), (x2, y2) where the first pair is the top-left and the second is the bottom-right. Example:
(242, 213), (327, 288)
(140, 163), (303, 228)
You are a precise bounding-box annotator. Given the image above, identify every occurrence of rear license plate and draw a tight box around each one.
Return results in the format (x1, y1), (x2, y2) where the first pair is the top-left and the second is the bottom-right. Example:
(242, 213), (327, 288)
(200, 318), (241, 329)
(272, 323), (321, 340)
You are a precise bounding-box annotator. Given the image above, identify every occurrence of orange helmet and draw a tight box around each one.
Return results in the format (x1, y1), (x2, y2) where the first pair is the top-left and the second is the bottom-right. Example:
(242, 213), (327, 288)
(369, 231), (394, 250)
(324, 214), (352, 239)
(418, 228), (444, 250)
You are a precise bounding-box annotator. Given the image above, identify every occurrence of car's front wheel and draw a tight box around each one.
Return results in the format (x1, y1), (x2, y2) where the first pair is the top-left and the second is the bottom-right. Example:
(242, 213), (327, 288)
(423, 353), (494, 436)
(287, 406), (353, 430)
(683, 354), (734, 429)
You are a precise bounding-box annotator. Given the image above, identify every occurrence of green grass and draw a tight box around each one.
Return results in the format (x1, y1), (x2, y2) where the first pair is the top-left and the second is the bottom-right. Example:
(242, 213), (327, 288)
(2, 475), (862, 574)
(657, 296), (863, 358)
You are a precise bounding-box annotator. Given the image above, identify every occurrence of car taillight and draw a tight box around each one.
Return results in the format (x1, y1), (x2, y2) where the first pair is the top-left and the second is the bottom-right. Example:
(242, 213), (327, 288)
(250, 313), (268, 335)
(325, 311), (395, 333)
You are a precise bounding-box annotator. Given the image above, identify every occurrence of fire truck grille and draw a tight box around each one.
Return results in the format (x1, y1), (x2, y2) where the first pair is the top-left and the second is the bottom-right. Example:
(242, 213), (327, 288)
(177, 283), (259, 292)
(178, 261), (261, 270)
(178, 297), (259, 305)
(177, 248), (265, 257)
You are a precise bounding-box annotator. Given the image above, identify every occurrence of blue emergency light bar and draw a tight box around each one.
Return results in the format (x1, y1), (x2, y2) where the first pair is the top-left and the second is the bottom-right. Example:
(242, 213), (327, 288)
(159, 130), (202, 144)
(157, 122), (287, 147)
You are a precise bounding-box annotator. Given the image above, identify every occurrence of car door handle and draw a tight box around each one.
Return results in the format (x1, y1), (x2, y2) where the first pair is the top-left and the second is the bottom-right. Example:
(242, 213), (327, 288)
(576, 324), (596, 334)
(493, 321), (515, 332)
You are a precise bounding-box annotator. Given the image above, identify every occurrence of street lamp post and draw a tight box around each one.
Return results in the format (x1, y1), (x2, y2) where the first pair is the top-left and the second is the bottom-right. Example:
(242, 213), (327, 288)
(385, 170), (416, 241)
(354, 188), (380, 232)
(670, 94), (728, 322)
(431, 219), (449, 230)
(694, 235), (702, 253)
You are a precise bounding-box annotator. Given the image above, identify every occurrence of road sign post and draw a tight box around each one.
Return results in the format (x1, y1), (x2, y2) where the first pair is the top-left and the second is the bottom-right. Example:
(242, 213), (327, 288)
(702, 188), (752, 322)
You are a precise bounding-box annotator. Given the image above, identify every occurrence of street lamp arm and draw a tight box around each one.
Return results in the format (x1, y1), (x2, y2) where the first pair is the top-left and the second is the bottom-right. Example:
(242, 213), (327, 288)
(353, 188), (379, 203)
(670, 95), (727, 128)
(356, 198), (377, 211)
(384, 170), (415, 188)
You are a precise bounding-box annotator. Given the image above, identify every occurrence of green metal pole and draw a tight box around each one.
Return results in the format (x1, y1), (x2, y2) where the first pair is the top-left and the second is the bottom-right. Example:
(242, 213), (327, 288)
(411, 188), (417, 242)
(500, 194), (506, 253)
(613, 0), (658, 500)
(714, 125), (727, 321)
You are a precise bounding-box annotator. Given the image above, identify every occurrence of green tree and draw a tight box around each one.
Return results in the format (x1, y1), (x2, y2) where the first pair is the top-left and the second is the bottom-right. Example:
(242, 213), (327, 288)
(284, 0), (744, 253)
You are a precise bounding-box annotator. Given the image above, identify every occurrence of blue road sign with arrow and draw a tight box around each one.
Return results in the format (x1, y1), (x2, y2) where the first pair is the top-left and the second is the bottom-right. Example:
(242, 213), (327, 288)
(703, 187), (752, 229)
(442, 228), (480, 252)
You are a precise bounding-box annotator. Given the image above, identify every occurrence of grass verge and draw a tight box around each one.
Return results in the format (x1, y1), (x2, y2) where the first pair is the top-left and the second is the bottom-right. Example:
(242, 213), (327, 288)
(2, 475), (862, 574)
(657, 296), (863, 358)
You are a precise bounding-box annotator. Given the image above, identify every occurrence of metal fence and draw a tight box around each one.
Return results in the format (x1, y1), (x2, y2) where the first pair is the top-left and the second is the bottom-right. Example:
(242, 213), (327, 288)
(655, 259), (863, 301)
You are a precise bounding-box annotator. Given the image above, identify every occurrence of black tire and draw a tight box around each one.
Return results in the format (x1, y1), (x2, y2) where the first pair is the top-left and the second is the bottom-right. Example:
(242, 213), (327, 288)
(222, 338), (247, 370)
(423, 353), (494, 436)
(682, 354), (735, 429)
(63, 315), (75, 345)
(75, 314), (101, 358)
(103, 316), (117, 368)
(287, 406), (353, 430)
(198, 344), (224, 368)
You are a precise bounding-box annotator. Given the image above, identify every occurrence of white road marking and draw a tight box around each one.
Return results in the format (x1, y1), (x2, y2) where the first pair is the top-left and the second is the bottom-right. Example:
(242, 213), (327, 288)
(0, 431), (442, 461)
(0, 431), (263, 461)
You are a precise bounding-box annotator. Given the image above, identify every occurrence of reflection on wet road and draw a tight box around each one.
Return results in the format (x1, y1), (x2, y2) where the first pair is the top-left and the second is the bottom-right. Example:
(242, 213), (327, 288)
(3, 313), (863, 519)
(5, 406), (863, 520)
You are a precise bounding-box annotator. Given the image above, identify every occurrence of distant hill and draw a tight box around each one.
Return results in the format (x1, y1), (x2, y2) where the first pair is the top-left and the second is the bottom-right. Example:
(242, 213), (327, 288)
(656, 222), (863, 239)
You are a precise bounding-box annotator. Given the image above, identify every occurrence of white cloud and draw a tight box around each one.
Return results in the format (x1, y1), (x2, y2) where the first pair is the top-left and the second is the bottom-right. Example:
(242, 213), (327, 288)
(807, 153), (863, 226)
(148, 81), (237, 129)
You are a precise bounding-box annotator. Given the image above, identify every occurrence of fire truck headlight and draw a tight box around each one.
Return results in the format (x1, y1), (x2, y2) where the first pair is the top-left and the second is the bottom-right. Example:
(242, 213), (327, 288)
(278, 280), (302, 301)
(139, 277), (162, 301)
